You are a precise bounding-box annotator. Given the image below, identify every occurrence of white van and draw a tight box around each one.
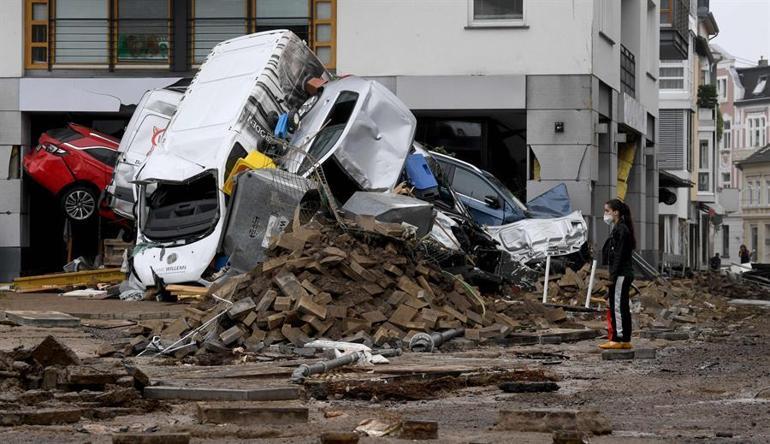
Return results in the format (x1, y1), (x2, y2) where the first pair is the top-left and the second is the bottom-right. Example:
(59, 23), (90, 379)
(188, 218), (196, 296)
(105, 87), (184, 220)
(131, 30), (329, 287)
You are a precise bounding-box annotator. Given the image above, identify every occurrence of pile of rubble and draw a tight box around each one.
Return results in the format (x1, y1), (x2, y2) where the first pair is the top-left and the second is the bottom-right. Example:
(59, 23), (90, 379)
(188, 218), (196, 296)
(133, 215), (580, 360)
(0, 336), (157, 426)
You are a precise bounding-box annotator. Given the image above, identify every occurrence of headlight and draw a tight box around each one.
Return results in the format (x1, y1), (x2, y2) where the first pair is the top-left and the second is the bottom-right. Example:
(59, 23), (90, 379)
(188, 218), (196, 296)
(43, 144), (67, 155)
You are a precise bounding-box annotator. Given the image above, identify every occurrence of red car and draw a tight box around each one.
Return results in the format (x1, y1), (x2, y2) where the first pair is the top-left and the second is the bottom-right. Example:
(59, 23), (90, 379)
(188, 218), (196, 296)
(24, 123), (120, 221)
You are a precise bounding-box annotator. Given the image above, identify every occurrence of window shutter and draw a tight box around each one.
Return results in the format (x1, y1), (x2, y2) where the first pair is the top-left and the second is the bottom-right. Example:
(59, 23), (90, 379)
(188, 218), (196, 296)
(658, 109), (684, 170)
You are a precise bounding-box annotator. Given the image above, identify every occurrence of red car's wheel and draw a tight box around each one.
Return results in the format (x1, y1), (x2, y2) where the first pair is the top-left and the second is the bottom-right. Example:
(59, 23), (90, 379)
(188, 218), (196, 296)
(60, 186), (97, 221)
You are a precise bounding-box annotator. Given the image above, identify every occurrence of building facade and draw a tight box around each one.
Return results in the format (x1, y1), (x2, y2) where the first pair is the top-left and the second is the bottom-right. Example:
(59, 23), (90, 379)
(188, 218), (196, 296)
(737, 146), (770, 262)
(0, 0), (338, 281)
(336, 0), (660, 264)
(657, 0), (719, 271)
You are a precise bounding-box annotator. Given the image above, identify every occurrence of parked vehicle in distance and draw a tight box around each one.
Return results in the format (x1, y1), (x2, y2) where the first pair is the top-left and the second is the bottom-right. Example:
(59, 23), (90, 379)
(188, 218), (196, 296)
(105, 87), (184, 220)
(23, 123), (120, 221)
(430, 151), (527, 226)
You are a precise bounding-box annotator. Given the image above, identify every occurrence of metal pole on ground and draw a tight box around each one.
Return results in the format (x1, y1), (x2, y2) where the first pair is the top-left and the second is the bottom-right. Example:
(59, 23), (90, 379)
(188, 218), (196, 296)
(542, 254), (551, 304)
(585, 259), (598, 308)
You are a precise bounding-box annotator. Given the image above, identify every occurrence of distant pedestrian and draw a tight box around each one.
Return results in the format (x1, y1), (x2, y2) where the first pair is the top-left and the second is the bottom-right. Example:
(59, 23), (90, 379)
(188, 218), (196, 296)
(709, 253), (721, 271)
(739, 245), (751, 264)
(599, 199), (635, 350)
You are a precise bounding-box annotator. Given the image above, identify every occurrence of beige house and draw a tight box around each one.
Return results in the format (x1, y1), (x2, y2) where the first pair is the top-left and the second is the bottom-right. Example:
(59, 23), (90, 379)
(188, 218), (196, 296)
(737, 145), (770, 262)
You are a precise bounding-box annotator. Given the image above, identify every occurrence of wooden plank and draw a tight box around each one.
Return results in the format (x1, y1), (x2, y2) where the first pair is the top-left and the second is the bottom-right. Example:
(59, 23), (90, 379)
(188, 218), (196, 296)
(13, 268), (125, 292)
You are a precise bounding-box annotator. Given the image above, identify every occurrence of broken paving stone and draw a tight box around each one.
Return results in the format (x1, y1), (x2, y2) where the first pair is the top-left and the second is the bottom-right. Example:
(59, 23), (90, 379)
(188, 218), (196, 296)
(227, 297), (256, 319)
(320, 432), (359, 444)
(144, 386), (301, 401)
(552, 430), (589, 444)
(499, 382), (560, 393)
(31, 335), (81, 367)
(601, 350), (635, 361)
(96, 343), (118, 357)
(494, 409), (611, 435)
(398, 420), (438, 440)
(4, 311), (80, 328)
(197, 402), (308, 425)
(0, 408), (83, 426)
(633, 348), (657, 360)
(112, 433), (191, 444)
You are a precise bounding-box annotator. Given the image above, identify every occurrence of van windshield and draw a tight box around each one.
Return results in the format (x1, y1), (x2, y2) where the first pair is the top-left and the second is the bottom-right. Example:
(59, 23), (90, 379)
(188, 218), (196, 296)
(141, 173), (219, 242)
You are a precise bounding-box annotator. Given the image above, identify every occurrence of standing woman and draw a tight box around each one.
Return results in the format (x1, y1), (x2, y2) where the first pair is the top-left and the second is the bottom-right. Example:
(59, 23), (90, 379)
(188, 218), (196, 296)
(600, 199), (636, 350)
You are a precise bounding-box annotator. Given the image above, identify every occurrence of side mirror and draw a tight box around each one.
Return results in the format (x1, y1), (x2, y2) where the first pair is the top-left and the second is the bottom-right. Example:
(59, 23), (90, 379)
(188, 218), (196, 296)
(484, 195), (501, 209)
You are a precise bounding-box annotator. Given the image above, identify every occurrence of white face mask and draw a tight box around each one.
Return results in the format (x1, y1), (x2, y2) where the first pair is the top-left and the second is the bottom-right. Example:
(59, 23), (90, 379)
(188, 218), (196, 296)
(603, 214), (614, 226)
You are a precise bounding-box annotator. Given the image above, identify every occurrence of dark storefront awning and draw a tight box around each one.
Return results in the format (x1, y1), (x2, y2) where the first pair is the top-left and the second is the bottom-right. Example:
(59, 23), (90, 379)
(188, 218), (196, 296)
(660, 170), (694, 188)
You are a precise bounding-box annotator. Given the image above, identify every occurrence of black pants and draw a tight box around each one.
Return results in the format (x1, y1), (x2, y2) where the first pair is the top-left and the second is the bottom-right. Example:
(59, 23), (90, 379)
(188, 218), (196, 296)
(606, 275), (633, 342)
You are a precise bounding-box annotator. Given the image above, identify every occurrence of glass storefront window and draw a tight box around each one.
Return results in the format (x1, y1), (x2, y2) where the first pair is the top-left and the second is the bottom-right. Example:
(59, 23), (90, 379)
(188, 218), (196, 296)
(56, 0), (108, 64)
(118, 0), (169, 63)
(255, 0), (310, 41)
(193, 0), (246, 64)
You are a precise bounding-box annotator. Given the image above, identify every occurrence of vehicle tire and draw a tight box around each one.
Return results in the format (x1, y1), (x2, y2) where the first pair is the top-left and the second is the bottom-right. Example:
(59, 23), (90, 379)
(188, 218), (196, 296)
(60, 185), (98, 222)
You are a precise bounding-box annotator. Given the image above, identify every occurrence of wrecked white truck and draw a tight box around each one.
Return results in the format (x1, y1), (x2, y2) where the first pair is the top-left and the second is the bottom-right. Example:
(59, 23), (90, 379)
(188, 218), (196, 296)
(129, 30), (329, 288)
(105, 86), (185, 220)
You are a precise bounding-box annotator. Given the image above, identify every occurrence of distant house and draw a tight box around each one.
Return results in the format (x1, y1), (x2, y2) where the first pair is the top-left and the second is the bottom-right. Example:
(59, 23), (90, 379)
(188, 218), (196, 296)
(736, 145), (770, 262)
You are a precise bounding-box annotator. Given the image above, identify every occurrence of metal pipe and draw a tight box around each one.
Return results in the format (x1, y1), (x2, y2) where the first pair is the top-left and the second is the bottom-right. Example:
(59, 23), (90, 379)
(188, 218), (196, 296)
(290, 348), (402, 384)
(542, 254), (551, 304)
(585, 259), (598, 308)
(409, 328), (466, 353)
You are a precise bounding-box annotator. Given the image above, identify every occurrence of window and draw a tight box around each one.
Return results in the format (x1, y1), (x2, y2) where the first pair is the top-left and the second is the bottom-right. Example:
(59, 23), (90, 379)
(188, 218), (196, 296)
(660, 0), (672, 25)
(753, 76), (767, 95)
(748, 115), (767, 147)
(717, 78), (727, 101)
(751, 225), (758, 253)
(620, 45), (636, 98)
(85, 147), (119, 167)
(117, 0), (170, 63)
(255, 0), (311, 40)
(193, 0), (246, 65)
(722, 225), (730, 258)
(699, 140), (709, 169)
(723, 120), (732, 149)
(55, 0), (109, 64)
(452, 167), (497, 201)
(468, 0), (525, 27)
(722, 172), (731, 185)
(660, 66), (685, 89)
(312, 0), (336, 68)
(25, 0), (49, 68)
(698, 172), (710, 192)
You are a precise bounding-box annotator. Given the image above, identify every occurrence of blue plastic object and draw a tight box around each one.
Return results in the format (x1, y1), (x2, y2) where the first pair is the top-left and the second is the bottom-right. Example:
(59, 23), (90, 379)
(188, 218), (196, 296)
(274, 113), (289, 139)
(526, 183), (572, 218)
(214, 255), (229, 271)
(405, 154), (439, 198)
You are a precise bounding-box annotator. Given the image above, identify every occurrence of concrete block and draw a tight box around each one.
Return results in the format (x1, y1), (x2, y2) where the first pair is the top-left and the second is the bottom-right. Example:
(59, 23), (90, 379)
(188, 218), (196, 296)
(527, 110), (595, 146)
(633, 348), (657, 360)
(398, 420), (438, 440)
(499, 382), (560, 393)
(143, 386), (301, 401)
(601, 350), (634, 361)
(31, 335), (81, 367)
(0, 408), (83, 426)
(320, 432), (360, 444)
(112, 433), (190, 444)
(5, 311), (80, 328)
(494, 409), (611, 434)
(197, 402), (308, 425)
(0, 179), (21, 212)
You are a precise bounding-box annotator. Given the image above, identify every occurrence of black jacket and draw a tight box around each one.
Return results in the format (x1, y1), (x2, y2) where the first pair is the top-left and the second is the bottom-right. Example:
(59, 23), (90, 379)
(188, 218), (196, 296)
(602, 222), (634, 278)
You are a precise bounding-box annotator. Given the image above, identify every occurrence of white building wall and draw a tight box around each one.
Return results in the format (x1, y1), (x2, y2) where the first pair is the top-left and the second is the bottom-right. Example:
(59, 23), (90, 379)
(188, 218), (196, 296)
(0, 0), (23, 78)
(337, 0), (595, 77)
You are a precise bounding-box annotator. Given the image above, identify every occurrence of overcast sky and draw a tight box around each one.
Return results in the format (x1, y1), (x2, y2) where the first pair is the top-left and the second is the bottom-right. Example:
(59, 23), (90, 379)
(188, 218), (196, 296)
(711, 0), (770, 67)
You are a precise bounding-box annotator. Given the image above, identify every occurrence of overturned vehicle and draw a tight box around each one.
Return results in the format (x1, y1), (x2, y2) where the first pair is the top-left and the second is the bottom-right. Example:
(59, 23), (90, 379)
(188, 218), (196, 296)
(130, 30), (329, 287)
(125, 31), (587, 291)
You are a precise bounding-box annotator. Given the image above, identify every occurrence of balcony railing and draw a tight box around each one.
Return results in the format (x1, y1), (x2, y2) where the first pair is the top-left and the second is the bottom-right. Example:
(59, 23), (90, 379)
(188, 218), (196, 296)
(620, 45), (636, 98)
(41, 17), (310, 71)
